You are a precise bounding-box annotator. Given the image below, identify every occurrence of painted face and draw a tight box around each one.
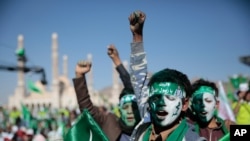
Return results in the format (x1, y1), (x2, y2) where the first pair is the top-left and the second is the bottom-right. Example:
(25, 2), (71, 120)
(191, 93), (216, 123)
(119, 95), (140, 127)
(148, 94), (183, 127)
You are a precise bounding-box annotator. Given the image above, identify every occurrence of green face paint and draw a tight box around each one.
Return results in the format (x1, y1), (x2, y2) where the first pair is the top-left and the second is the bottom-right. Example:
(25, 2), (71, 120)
(191, 86), (217, 123)
(192, 86), (215, 97)
(119, 94), (136, 107)
(149, 82), (186, 98)
(148, 94), (183, 127)
(119, 95), (140, 127)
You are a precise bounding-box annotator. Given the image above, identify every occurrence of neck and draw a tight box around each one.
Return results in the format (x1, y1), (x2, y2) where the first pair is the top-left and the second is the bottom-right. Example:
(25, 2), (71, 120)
(208, 117), (218, 129)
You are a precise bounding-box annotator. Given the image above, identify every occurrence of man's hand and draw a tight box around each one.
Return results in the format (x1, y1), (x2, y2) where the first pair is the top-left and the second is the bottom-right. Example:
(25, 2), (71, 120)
(107, 44), (121, 66)
(129, 10), (146, 36)
(75, 60), (92, 78)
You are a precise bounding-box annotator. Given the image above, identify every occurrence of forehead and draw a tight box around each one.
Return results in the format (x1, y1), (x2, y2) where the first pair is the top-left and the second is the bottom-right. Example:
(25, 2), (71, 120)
(193, 93), (215, 100)
(119, 94), (136, 105)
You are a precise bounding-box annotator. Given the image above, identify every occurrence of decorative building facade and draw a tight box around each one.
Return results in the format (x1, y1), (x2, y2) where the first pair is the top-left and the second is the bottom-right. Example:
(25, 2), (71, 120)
(8, 33), (124, 110)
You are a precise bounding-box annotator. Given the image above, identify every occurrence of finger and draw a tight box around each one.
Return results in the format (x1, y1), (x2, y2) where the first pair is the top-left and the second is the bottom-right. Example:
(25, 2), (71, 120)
(132, 12), (138, 25)
(78, 60), (87, 67)
(129, 12), (136, 25)
(107, 46), (114, 55)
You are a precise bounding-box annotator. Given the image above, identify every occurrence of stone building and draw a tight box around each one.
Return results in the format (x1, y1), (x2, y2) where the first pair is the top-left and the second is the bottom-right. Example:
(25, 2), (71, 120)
(8, 33), (125, 110)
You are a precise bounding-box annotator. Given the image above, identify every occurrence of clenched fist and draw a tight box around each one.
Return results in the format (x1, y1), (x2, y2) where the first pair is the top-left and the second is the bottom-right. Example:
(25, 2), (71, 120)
(129, 10), (146, 36)
(75, 60), (92, 78)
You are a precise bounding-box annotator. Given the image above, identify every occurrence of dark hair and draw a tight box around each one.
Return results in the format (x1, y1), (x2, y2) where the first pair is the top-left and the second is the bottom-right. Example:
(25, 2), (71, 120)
(191, 79), (218, 97)
(244, 89), (250, 100)
(119, 87), (135, 100)
(147, 68), (192, 98)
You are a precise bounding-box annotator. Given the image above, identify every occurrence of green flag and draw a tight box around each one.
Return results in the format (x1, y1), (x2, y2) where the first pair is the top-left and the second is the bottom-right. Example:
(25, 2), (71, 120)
(230, 75), (241, 89)
(218, 133), (230, 141)
(229, 74), (249, 89)
(64, 109), (109, 141)
(16, 48), (25, 57)
(21, 104), (31, 128)
(27, 80), (42, 94)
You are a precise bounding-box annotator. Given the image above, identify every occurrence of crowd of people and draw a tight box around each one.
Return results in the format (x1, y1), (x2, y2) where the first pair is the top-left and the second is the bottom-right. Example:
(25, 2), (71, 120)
(1, 10), (250, 141)
(0, 103), (81, 141)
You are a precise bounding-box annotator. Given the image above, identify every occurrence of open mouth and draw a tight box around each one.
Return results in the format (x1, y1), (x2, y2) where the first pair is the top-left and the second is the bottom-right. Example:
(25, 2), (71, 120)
(156, 110), (168, 119)
(127, 117), (134, 121)
(200, 111), (207, 116)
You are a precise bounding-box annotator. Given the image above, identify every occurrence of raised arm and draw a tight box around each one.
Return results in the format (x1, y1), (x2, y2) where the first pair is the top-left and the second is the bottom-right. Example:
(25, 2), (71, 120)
(107, 44), (133, 90)
(73, 61), (106, 124)
(129, 11), (149, 118)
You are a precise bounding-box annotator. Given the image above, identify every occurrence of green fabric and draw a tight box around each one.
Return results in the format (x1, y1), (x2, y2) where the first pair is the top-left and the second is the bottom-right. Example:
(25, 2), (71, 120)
(16, 48), (25, 56)
(193, 86), (215, 97)
(229, 75), (249, 89)
(218, 133), (230, 141)
(143, 119), (188, 141)
(64, 109), (109, 141)
(27, 80), (42, 94)
(21, 104), (31, 128)
(119, 94), (136, 107)
(149, 82), (185, 98)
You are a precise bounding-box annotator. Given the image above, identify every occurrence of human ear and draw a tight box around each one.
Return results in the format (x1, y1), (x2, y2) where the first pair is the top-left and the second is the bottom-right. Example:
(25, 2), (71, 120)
(182, 98), (189, 111)
(215, 99), (220, 109)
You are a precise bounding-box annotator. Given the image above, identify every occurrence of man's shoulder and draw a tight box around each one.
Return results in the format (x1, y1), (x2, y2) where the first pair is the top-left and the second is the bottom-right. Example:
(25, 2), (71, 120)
(185, 121), (207, 141)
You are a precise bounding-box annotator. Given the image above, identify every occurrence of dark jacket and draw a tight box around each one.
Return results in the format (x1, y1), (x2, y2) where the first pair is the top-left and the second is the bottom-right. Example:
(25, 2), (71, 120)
(73, 64), (132, 141)
(133, 121), (205, 141)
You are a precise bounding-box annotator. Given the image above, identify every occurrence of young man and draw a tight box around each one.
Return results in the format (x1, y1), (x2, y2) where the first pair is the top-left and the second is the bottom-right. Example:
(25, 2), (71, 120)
(73, 60), (141, 141)
(128, 10), (203, 141)
(190, 79), (233, 141)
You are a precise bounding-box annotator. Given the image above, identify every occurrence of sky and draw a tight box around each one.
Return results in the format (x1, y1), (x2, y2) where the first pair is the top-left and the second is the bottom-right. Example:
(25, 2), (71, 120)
(0, 0), (249, 105)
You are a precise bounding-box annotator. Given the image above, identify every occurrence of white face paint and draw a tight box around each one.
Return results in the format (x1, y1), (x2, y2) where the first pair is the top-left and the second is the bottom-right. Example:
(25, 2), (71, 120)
(149, 94), (183, 127)
(202, 93), (216, 121)
(192, 93), (216, 122)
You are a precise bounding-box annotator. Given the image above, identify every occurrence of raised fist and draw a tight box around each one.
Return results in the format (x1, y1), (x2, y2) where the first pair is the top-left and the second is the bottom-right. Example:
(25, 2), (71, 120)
(107, 44), (121, 66)
(128, 10), (146, 35)
(75, 60), (92, 78)
(107, 44), (119, 59)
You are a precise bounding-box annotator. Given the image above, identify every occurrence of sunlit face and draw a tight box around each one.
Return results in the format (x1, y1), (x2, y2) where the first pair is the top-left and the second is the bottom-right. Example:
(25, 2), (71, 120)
(148, 94), (182, 127)
(119, 95), (140, 127)
(191, 93), (216, 123)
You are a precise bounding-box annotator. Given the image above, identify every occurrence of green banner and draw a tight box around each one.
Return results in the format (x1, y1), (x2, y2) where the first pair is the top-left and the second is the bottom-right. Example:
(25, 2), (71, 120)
(64, 109), (109, 141)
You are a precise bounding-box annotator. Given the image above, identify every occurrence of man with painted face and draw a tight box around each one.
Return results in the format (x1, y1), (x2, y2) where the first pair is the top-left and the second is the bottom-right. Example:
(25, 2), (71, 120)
(128, 10), (203, 141)
(190, 79), (234, 141)
(73, 60), (141, 141)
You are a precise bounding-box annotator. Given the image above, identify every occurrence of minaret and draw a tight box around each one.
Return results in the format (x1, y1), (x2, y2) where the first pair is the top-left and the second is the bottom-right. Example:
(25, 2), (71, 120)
(51, 32), (59, 91)
(62, 55), (68, 77)
(16, 34), (26, 98)
(112, 62), (120, 105)
(51, 32), (60, 108)
(86, 53), (93, 95)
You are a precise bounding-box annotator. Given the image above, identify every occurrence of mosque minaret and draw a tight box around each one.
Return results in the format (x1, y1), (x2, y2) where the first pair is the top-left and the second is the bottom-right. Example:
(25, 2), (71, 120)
(8, 33), (123, 110)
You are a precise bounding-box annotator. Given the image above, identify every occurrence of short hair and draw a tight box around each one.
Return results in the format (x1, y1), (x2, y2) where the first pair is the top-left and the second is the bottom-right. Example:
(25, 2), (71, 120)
(191, 79), (218, 97)
(147, 68), (192, 98)
(119, 87), (135, 100)
(244, 89), (250, 100)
